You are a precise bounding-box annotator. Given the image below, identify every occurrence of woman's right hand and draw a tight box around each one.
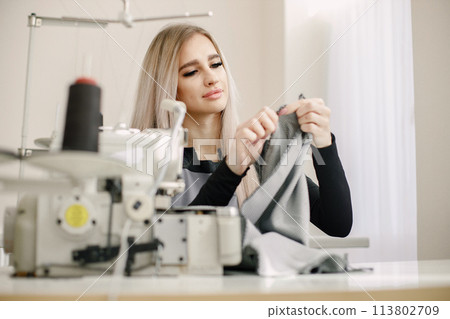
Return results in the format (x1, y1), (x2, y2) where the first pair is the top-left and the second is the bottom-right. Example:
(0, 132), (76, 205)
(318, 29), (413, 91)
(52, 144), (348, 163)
(226, 107), (279, 175)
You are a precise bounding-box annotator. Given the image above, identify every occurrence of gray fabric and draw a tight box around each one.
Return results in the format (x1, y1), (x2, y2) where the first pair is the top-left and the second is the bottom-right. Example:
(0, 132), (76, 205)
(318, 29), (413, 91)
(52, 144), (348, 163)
(241, 113), (311, 245)
(240, 113), (347, 277)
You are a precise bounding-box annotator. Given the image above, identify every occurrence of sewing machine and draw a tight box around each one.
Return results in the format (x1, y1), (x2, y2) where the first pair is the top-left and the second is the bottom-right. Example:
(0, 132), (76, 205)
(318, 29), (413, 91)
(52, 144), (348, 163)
(3, 99), (242, 277)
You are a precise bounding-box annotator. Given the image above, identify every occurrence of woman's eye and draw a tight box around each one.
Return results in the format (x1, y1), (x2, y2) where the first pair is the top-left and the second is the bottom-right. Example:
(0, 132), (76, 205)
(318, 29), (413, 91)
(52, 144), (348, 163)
(183, 70), (197, 77)
(211, 62), (223, 68)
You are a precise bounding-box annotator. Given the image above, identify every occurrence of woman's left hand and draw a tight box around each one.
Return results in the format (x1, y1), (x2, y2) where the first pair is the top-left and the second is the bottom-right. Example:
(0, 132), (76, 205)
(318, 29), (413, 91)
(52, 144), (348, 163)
(278, 98), (332, 148)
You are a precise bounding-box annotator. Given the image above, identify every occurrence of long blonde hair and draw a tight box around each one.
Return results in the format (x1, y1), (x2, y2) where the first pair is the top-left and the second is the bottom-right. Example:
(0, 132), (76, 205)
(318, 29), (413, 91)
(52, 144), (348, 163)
(131, 23), (258, 206)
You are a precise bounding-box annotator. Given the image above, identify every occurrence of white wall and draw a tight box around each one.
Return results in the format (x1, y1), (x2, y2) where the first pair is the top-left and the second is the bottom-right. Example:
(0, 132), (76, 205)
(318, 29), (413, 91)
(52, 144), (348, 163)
(411, 0), (450, 260)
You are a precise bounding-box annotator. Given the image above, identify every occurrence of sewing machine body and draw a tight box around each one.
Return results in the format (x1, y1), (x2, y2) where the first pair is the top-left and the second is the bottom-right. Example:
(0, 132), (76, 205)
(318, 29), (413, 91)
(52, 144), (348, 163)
(6, 100), (242, 277)
(13, 191), (241, 277)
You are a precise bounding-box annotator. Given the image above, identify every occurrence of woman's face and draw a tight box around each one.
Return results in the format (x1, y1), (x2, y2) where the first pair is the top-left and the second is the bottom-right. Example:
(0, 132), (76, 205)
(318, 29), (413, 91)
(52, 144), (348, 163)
(177, 33), (228, 117)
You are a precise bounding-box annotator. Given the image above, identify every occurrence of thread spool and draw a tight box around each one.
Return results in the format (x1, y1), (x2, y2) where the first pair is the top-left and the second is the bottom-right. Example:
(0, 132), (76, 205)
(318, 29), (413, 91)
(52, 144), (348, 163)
(62, 77), (101, 152)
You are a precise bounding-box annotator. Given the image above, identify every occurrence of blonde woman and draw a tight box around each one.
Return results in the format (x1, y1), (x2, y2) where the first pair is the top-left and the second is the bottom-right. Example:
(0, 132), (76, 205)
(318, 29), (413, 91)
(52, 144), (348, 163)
(132, 24), (352, 237)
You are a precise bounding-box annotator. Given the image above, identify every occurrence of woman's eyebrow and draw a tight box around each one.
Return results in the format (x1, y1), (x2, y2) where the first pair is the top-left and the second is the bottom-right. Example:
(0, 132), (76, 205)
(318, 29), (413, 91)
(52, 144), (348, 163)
(208, 53), (220, 61)
(179, 54), (221, 72)
(179, 60), (199, 72)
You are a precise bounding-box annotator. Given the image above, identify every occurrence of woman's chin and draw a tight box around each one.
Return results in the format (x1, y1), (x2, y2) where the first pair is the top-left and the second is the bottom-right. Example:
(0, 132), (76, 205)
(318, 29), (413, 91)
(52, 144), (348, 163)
(188, 100), (227, 115)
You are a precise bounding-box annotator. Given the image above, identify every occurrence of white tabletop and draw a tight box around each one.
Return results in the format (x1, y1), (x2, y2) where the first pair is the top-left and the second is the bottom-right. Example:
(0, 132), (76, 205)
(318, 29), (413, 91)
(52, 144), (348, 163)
(0, 259), (449, 300)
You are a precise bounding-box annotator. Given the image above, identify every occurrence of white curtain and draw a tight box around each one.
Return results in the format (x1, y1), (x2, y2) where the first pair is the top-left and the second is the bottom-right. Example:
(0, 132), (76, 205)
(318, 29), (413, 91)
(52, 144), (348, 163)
(322, 0), (416, 262)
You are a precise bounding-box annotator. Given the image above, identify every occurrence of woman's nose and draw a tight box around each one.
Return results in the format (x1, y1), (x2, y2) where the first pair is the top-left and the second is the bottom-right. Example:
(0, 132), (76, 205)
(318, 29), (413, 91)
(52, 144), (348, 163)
(204, 69), (219, 86)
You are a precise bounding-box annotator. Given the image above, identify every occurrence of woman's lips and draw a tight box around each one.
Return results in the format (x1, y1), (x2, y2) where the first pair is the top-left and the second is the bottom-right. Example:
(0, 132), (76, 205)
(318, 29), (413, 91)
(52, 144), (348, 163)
(203, 89), (223, 99)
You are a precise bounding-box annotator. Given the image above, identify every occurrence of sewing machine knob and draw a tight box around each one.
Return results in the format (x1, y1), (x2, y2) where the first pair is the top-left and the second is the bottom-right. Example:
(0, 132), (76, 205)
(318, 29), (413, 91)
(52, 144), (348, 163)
(125, 195), (152, 221)
(57, 197), (96, 236)
(65, 204), (89, 228)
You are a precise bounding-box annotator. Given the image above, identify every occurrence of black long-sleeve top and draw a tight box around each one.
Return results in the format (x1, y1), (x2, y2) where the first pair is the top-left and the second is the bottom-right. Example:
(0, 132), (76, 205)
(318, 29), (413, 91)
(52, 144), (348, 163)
(176, 134), (352, 238)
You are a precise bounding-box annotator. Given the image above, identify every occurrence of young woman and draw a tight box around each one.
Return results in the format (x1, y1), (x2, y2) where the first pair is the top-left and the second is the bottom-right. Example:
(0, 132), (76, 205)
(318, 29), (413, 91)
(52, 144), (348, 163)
(132, 23), (352, 237)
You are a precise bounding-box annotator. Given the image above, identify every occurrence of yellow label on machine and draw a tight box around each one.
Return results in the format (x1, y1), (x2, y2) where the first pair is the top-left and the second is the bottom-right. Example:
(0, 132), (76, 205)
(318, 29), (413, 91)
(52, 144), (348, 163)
(65, 204), (89, 228)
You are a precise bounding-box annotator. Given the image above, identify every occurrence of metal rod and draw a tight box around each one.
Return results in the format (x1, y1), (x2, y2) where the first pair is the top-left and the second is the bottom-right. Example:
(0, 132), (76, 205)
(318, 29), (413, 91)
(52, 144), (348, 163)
(25, 11), (213, 28)
(51, 16), (109, 26)
(18, 14), (37, 183)
(122, 0), (130, 13)
(21, 15), (37, 152)
(134, 11), (213, 22)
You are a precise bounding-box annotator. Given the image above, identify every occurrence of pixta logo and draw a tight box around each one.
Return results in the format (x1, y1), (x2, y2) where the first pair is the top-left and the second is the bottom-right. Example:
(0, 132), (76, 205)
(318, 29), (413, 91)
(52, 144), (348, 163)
(125, 130), (171, 176)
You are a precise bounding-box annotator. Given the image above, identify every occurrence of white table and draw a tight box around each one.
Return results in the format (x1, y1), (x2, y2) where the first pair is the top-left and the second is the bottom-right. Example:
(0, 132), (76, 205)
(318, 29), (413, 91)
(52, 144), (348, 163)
(0, 259), (449, 300)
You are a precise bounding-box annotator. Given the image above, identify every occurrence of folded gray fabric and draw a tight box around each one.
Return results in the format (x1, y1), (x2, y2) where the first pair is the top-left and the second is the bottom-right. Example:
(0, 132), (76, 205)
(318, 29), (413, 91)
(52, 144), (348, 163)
(240, 113), (347, 277)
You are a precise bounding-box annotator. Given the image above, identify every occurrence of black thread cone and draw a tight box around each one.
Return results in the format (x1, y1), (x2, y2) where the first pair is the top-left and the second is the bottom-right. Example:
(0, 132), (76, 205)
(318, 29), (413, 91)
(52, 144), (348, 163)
(62, 81), (101, 152)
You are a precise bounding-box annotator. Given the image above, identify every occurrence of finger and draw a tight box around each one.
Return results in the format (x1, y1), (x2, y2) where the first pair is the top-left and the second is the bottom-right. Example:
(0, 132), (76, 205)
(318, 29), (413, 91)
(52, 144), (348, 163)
(277, 100), (301, 116)
(248, 118), (266, 139)
(298, 111), (329, 128)
(280, 98), (327, 117)
(300, 122), (320, 134)
(241, 127), (259, 144)
(296, 99), (329, 118)
(262, 106), (279, 124)
(251, 107), (278, 128)
(257, 111), (277, 136)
